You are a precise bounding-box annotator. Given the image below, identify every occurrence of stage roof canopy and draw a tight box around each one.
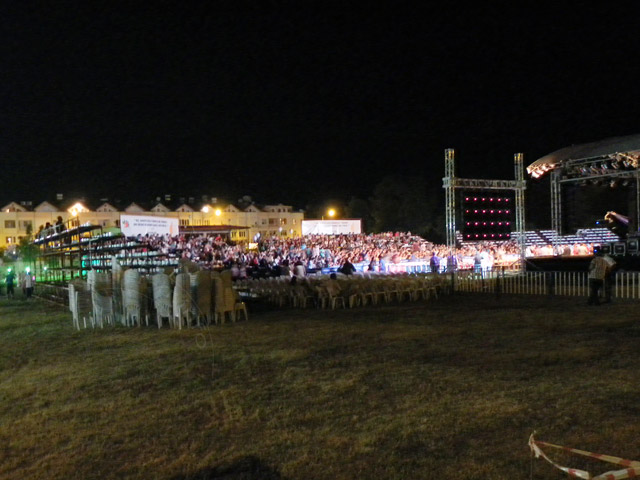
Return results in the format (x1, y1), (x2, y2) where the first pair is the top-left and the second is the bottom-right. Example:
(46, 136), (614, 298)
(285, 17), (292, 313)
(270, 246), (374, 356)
(527, 134), (640, 179)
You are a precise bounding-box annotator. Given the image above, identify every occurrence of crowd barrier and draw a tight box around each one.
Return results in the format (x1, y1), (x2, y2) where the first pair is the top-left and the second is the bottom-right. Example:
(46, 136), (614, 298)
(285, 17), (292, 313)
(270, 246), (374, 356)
(453, 269), (640, 300)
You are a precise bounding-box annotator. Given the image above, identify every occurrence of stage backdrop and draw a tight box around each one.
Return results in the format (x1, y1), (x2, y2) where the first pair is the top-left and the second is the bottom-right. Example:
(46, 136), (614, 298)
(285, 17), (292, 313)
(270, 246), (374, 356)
(301, 219), (362, 235)
(120, 215), (179, 237)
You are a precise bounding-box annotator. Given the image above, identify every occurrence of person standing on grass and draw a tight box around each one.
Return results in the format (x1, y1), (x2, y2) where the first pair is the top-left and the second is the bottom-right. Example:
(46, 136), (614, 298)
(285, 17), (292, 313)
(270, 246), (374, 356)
(5, 269), (15, 299)
(587, 250), (609, 305)
(602, 253), (616, 303)
(24, 271), (34, 299)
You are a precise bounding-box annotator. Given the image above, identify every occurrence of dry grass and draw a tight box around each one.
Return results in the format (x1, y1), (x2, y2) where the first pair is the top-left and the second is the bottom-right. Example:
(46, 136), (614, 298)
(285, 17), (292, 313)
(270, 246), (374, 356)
(1, 293), (640, 479)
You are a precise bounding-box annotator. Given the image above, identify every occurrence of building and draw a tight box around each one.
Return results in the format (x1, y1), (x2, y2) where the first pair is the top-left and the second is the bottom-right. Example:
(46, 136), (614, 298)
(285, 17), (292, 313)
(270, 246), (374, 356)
(0, 196), (305, 248)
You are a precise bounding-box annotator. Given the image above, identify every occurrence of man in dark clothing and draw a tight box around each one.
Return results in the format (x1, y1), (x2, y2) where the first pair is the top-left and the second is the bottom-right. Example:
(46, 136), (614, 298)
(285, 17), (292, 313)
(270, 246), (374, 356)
(5, 270), (15, 298)
(341, 259), (356, 275)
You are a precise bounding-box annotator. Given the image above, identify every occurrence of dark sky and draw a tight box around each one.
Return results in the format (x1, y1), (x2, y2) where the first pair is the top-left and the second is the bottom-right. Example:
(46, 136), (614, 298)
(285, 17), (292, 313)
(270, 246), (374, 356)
(2, 3), (639, 210)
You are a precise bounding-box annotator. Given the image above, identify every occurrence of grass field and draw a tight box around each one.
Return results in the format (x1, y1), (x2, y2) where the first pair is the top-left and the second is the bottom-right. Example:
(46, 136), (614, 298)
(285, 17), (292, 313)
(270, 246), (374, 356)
(1, 293), (640, 479)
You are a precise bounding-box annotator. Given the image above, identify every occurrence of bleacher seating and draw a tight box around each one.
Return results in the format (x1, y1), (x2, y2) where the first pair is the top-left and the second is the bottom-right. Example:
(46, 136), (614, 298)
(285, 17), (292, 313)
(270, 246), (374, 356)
(458, 227), (621, 248)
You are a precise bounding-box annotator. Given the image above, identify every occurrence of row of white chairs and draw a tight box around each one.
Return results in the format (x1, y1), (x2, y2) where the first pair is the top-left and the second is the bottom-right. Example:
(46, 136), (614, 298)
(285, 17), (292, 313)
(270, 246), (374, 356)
(239, 273), (449, 310)
(68, 268), (248, 330)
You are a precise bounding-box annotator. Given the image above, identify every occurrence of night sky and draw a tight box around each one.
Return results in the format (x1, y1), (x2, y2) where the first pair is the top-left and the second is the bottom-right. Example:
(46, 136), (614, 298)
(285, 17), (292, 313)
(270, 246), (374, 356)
(2, 4), (639, 212)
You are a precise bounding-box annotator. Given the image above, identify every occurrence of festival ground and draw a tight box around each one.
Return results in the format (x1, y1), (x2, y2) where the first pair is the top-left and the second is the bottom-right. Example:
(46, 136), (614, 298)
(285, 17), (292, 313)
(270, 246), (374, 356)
(1, 294), (639, 479)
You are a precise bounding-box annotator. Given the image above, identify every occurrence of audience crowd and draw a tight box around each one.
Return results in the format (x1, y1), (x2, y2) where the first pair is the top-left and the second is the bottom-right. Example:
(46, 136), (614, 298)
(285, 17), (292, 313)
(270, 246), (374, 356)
(127, 232), (596, 278)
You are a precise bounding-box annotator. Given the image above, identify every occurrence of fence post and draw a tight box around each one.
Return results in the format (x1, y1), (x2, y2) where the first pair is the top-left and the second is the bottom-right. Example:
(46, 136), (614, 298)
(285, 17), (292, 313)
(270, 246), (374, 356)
(546, 272), (555, 298)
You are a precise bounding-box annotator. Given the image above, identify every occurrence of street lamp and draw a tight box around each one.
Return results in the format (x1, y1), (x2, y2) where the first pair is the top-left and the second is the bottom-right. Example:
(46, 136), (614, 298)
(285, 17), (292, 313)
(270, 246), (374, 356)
(327, 208), (336, 218)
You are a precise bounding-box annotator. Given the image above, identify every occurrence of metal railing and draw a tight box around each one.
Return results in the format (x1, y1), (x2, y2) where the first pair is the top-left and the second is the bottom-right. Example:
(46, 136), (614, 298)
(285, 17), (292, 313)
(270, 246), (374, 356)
(453, 268), (640, 299)
(35, 283), (69, 306)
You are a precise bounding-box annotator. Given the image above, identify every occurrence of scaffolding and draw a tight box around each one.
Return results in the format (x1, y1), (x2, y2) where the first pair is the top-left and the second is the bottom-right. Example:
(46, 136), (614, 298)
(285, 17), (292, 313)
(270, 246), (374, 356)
(442, 149), (527, 263)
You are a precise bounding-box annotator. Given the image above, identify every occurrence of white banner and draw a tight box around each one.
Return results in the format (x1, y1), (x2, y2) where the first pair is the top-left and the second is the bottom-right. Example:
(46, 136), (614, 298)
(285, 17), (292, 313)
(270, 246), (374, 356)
(302, 220), (362, 235)
(120, 215), (179, 237)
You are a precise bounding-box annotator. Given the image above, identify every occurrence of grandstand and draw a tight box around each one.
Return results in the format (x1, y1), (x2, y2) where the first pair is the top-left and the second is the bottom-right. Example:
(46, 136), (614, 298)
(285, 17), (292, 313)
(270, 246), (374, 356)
(456, 227), (620, 248)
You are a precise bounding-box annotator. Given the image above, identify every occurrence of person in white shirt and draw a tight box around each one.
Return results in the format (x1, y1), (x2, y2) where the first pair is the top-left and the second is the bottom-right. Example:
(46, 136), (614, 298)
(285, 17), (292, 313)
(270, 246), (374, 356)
(293, 260), (306, 278)
(24, 272), (34, 299)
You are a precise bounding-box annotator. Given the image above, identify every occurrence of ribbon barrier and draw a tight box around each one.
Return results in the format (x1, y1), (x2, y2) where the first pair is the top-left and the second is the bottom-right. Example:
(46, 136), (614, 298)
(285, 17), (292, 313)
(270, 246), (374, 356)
(529, 433), (640, 479)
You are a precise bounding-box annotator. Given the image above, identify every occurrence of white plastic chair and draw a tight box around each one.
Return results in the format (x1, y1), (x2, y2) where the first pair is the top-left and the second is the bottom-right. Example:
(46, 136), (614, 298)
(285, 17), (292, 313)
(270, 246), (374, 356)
(152, 273), (172, 328)
(173, 273), (192, 329)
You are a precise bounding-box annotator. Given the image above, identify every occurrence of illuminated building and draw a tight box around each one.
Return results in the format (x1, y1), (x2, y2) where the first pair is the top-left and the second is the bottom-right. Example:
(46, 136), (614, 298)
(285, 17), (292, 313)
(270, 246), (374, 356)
(0, 196), (304, 248)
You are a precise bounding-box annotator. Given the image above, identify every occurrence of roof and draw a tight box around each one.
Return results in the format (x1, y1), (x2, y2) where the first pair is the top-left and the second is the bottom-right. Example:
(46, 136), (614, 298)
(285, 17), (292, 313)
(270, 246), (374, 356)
(527, 134), (640, 178)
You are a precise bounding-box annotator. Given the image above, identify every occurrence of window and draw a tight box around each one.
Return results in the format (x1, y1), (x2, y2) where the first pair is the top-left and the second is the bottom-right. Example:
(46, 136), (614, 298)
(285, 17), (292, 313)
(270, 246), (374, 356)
(6, 237), (14, 244)
(280, 218), (287, 225)
(268, 218), (277, 225)
(4, 220), (15, 228)
(179, 219), (189, 226)
(21, 220), (32, 230)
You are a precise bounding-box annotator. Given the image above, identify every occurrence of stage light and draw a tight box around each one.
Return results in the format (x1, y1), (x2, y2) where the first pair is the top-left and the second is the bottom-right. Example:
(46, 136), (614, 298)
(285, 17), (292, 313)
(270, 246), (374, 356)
(327, 208), (336, 218)
(215, 209), (222, 216)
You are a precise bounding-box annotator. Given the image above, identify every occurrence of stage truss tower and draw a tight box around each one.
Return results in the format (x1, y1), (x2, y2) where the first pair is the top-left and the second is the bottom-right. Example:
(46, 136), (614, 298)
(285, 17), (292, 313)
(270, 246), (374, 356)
(442, 149), (527, 261)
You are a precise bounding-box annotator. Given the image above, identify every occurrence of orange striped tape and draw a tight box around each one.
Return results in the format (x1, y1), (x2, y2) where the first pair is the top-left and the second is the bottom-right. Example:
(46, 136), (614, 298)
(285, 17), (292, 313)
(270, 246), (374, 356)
(529, 433), (640, 480)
